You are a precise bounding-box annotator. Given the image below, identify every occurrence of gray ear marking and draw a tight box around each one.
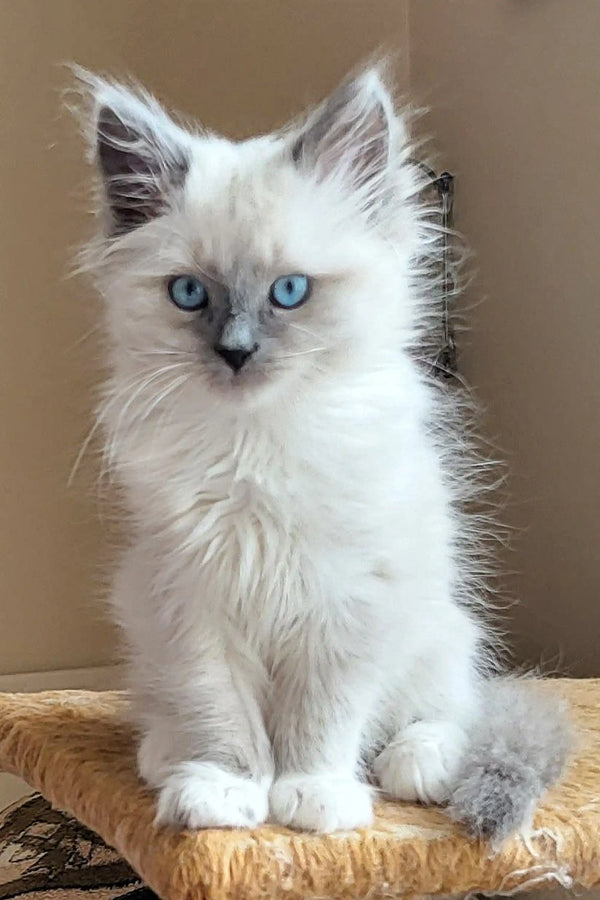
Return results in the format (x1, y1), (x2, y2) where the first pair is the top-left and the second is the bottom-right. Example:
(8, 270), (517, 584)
(94, 87), (190, 236)
(291, 70), (395, 206)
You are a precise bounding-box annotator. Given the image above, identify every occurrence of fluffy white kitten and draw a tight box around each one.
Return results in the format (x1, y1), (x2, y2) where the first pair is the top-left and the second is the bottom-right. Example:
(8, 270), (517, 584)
(76, 66), (569, 839)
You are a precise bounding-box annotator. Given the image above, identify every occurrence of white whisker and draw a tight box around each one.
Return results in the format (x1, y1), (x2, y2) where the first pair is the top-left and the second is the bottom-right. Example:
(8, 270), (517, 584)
(67, 323), (102, 351)
(68, 416), (103, 486)
(131, 349), (192, 359)
(288, 322), (324, 342)
(273, 346), (328, 360)
(140, 370), (192, 421)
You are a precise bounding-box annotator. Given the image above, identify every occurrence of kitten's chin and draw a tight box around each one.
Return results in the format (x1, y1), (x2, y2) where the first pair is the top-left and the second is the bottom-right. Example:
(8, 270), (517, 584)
(205, 363), (291, 409)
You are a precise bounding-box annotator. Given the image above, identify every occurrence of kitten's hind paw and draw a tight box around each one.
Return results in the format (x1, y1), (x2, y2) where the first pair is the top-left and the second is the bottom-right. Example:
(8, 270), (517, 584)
(374, 720), (466, 804)
(270, 773), (373, 832)
(155, 761), (269, 829)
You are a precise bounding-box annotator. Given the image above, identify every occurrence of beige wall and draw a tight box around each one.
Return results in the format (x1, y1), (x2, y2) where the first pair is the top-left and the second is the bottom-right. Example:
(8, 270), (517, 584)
(1, 1), (598, 679)
(0, 1), (409, 675)
(410, 1), (600, 676)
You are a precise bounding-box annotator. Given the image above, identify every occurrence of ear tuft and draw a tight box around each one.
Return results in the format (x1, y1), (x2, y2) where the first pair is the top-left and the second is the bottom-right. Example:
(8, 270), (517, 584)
(74, 69), (192, 235)
(291, 68), (399, 214)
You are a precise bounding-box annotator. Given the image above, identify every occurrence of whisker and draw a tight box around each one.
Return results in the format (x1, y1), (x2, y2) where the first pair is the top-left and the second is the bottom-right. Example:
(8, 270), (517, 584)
(288, 322), (324, 342)
(91, 362), (193, 475)
(68, 416), (103, 486)
(67, 323), (102, 351)
(273, 346), (328, 360)
(70, 369), (154, 486)
(131, 349), (191, 359)
(109, 364), (189, 432)
(140, 370), (192, 421)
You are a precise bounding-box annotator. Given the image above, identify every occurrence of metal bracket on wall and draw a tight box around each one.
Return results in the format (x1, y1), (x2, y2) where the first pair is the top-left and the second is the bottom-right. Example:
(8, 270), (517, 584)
(432, 170), (457, 379)
(412, 161), (457, 380)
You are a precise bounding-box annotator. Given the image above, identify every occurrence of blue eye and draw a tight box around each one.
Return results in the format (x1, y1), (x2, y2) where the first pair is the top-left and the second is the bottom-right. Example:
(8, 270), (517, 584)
(270, 274), (311, 309)
(168, 275), (209, 311)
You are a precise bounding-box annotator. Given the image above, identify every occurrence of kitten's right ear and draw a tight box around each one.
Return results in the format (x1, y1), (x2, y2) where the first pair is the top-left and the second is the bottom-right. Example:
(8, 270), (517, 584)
(75, 70), (192, 235)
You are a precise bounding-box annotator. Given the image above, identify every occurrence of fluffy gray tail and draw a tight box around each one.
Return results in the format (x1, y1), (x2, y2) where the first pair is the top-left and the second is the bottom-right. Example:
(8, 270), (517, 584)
(447, 677), (572, 843)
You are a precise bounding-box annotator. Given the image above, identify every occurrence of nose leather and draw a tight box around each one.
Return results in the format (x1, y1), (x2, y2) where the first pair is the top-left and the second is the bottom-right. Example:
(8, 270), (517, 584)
(215, 345), (254, 371)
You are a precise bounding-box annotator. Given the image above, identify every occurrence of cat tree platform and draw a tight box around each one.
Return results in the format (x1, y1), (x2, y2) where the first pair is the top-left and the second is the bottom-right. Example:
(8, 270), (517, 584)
(0, 680), (599, 900)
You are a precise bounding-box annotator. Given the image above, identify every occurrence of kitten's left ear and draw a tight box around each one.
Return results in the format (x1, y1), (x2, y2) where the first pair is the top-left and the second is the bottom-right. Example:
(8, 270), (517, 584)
(291, 68), (401, 214)
(76, 70), (192, 235)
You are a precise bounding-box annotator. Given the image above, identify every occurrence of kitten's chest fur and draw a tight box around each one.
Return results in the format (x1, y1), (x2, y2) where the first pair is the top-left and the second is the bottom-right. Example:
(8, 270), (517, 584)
(141, 406), (399, 627)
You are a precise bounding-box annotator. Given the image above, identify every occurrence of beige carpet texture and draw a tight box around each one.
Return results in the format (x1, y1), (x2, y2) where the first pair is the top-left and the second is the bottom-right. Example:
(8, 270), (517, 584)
(0, 679), (598, 900)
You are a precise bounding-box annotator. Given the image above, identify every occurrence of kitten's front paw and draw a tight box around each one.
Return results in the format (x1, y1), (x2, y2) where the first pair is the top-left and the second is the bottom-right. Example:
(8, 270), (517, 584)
(156, 761), (269, 829)
(374, 720), (467, 804)
(270, 773), (373, 832)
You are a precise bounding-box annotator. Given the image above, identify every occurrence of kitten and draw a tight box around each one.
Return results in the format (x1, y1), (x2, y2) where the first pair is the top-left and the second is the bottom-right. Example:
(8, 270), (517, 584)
(76, 65), (570, 839)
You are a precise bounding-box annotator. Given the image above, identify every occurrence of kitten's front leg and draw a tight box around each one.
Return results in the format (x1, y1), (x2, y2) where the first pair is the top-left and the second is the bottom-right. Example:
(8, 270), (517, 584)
(269, 615), (378, 832)
(114, 547), (273, 830)
(134, 633), (273, 830)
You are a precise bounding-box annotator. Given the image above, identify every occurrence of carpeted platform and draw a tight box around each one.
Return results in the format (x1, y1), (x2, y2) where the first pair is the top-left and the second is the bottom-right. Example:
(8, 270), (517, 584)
(0, 679), (598, 900)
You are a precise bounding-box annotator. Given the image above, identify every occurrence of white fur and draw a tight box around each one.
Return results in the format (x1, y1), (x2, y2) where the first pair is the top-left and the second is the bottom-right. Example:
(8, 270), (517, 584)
(79, 67), (494, 832)
(155, 762), (270, 829)
(270, 774), (373, 832)
(374, 720), (468, 804)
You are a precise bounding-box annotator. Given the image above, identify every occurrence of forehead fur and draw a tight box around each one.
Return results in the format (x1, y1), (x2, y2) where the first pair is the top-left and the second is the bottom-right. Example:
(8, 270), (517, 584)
(80, 65), (416, 282)
(169, 134), (386, 285)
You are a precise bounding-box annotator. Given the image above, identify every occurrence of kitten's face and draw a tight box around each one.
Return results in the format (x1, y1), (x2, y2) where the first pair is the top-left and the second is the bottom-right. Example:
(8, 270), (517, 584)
(87, 70), (414, 410)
